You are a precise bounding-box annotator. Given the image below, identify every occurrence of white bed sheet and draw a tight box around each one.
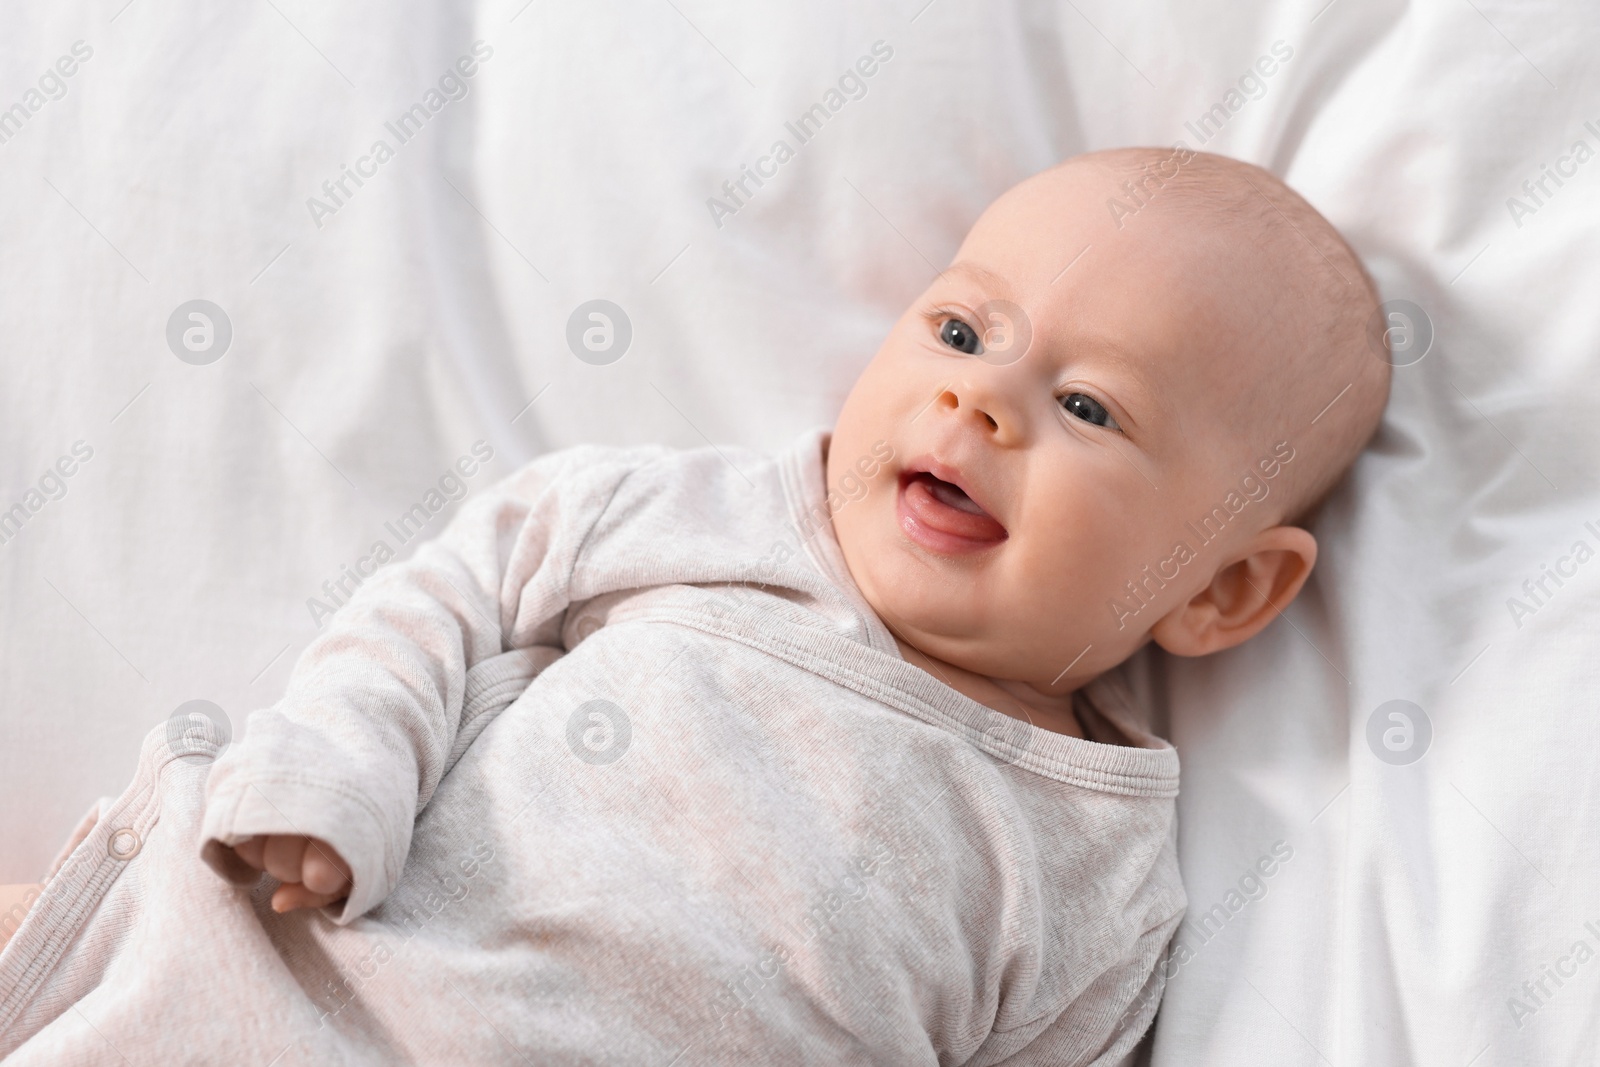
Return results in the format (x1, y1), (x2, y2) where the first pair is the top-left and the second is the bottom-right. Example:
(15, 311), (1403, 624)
(1, 1), (1595, 1063)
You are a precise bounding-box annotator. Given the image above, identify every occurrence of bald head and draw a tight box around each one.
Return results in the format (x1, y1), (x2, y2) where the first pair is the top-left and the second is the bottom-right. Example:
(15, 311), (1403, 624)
(1064, 147), (1390, 526)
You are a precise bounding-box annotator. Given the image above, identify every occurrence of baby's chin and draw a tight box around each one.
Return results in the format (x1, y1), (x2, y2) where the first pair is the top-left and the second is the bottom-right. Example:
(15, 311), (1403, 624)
(875, 598), (1027, 669)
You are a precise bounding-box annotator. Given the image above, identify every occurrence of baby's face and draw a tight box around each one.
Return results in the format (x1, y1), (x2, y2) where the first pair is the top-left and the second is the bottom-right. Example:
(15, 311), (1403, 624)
(828, 161), (1298, 693)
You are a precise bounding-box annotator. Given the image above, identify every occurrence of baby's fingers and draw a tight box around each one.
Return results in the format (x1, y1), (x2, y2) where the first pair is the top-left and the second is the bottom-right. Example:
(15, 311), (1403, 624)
(270, 882), (346, 913)
(300, 840), (352, 896)
(229, 835), (350, 910)
(262, 835), (310, 884)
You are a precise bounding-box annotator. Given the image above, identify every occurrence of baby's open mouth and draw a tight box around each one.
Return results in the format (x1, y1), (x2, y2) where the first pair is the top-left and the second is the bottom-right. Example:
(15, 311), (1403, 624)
(897, 468), (1008, 552)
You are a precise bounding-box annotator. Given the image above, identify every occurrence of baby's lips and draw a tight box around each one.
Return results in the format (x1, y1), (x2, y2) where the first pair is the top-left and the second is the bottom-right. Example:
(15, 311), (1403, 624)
(901, 475), (1008, 542)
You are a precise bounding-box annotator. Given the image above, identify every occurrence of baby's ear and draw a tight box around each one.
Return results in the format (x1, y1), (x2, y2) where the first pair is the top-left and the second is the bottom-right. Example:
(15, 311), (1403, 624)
(1149, 525), (1318, 658)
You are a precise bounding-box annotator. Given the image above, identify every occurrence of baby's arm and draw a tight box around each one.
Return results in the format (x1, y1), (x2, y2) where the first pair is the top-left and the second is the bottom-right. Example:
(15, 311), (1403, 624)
(200, 446), (657, 922)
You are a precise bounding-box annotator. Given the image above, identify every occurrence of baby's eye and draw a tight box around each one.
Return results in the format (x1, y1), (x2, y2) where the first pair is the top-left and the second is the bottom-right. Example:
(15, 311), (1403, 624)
(938, 317), (983, 355)
(1060, 392), (1119, 430)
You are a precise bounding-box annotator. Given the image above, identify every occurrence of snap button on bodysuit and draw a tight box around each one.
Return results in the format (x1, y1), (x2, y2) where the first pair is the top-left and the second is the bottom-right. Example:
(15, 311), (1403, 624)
(107, 828), (141, 860)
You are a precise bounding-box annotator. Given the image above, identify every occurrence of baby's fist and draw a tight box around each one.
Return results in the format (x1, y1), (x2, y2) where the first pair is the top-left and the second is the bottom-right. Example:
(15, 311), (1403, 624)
(231, 834), (353, 913)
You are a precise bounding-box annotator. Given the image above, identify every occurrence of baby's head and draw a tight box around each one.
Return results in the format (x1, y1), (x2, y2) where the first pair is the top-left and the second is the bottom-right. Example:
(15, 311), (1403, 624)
(828, 147), (1389, 697)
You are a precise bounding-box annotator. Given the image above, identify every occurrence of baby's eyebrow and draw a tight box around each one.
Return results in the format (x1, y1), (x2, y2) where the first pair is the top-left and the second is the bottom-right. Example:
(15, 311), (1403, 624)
(940, 260), (1009, 292)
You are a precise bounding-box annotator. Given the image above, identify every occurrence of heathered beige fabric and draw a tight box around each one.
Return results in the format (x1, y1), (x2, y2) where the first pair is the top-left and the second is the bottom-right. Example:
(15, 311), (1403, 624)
(0, 430), (1184, 1066)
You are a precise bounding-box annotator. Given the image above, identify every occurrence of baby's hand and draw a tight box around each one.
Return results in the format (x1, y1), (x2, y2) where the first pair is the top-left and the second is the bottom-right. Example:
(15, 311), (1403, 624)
(231, 835), (353, 913)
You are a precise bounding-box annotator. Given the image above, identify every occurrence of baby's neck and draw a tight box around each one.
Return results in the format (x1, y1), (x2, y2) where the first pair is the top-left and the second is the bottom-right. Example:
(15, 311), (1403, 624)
(890, 635), (1085, 739)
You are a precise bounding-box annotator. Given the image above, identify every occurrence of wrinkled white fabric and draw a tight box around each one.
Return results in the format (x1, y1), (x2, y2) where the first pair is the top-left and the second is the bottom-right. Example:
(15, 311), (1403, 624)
(6, 2), (1597, 1063)
(0, 431), (1183, 1066)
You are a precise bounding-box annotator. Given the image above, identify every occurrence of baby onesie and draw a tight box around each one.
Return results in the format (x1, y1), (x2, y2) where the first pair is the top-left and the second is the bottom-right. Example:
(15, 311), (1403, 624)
(0, 429), (1183, 1066)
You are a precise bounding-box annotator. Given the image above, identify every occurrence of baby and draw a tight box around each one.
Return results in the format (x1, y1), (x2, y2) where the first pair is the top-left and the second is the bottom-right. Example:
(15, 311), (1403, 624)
(0, 148), (1388, 1065)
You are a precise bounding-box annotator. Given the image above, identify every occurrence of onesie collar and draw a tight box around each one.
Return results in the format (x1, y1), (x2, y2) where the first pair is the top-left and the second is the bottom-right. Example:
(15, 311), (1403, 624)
(772, 427), (1180, 787)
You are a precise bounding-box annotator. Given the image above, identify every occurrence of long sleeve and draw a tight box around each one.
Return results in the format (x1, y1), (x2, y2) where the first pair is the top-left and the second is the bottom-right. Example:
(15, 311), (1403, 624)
(197, 444), (661, 922)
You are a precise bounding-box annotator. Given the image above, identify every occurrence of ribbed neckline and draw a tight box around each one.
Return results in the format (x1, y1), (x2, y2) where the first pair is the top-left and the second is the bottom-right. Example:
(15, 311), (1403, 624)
(767, 428), (1179, 797)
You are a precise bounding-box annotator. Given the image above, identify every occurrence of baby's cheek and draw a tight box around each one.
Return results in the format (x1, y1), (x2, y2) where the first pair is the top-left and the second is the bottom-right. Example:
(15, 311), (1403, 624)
(1020, 526), (1157, 653)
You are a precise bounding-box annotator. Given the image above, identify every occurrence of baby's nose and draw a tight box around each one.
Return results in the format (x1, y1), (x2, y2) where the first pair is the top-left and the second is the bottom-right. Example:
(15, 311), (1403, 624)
(938, 379), (1015, 442)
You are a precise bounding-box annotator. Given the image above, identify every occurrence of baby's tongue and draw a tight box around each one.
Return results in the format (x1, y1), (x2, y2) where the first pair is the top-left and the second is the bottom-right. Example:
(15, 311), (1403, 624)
(906, 473), (1007, 541)
(928, 478), (985, 514)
